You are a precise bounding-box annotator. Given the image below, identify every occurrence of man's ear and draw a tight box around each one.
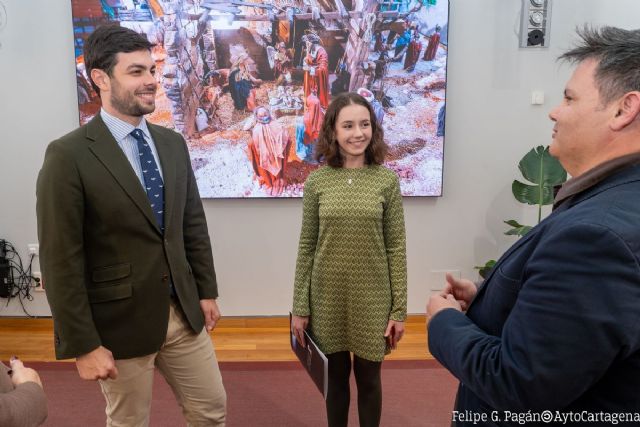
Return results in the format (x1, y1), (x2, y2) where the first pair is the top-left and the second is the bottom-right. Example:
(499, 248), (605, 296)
(611, 91), (640, 131)
(90, 69), (110, 94)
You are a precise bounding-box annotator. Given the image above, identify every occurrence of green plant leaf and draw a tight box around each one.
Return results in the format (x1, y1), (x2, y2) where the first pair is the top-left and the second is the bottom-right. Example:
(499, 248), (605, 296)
(504, 219), (533, 236)
(512, 180), (555, 205)
(513, 146), (567, 208)
(473, 145), (566, 274)
(474, 260), (496, 270)
(474, 260), (497, 279)
(518, 146), (567, 186)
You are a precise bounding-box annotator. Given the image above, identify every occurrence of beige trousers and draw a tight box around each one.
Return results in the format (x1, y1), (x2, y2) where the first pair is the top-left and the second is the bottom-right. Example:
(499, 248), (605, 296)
(99, 301), (226, 427)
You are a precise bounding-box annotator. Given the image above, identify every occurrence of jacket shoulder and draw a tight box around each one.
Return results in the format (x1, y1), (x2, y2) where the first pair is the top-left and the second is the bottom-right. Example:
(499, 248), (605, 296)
(49, 123), (91, 150)
(41, 124), (97, 165)
(147, 122), (184, 143)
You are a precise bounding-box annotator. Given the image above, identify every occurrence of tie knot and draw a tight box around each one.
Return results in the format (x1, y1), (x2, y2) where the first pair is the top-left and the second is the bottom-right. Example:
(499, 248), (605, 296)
(131, 129), (144, 141)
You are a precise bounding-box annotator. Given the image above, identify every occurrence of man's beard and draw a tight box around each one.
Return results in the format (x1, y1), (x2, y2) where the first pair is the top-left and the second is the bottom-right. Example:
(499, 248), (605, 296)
(110, 80), (156, 117)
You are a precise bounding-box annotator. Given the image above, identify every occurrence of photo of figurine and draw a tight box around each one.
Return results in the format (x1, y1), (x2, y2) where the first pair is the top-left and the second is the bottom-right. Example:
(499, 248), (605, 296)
(72, 0), (448, 197)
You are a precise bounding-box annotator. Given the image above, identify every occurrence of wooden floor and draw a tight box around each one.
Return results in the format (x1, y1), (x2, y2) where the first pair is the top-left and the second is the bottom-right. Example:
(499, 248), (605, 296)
(0, 315), (433, 362)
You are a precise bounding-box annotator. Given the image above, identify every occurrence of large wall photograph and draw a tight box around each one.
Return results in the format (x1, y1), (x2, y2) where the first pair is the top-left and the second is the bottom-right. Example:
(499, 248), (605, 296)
(72, 0), (448, 198)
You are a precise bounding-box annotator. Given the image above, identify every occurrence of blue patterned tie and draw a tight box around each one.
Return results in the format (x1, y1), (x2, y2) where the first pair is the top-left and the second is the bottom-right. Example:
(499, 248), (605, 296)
(131, 129), (164, 232)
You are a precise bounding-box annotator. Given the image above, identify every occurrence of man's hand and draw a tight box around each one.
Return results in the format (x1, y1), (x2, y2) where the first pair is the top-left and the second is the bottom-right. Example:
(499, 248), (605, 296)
(291, 315), (309, 348)
(441, 272), (478, 311)
(200, 298), (221, 332)
(9, 357), (43, 388)
(76, 346), (118, 381)
(427, 294), (462, 324)
(384, 320), (405, 350)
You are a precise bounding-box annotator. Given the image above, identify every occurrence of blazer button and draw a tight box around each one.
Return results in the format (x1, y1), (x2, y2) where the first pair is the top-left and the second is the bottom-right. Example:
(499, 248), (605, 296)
(162, 274), (169, 282)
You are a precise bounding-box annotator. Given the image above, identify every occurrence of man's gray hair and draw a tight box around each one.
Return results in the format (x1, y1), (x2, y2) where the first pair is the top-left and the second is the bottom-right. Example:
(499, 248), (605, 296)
(559, 26), (640, 105)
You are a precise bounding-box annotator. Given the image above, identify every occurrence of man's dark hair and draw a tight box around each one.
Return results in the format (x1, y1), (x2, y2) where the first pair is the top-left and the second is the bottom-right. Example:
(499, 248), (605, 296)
(314, 92), (388, 167)
(559, 26), (640, 105)
(83, 24), (154, 96)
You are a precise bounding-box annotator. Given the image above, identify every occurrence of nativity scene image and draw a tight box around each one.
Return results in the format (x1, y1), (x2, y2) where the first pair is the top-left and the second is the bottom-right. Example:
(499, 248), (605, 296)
(72, 0), (448, 197)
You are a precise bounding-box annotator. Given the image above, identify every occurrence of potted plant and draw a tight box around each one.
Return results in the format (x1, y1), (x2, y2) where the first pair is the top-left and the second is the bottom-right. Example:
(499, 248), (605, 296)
(476, 146), (567, 278)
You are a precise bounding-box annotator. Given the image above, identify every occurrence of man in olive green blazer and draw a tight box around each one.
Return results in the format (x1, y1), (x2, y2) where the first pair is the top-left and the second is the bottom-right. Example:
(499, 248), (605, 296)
(36, 24), (226, 425)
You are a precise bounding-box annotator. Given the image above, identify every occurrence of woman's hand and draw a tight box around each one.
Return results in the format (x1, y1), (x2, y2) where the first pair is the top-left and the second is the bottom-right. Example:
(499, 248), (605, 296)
(384, 319), (405, 350)
(9, 357), (43, 388)
(291, 315), (310, 348)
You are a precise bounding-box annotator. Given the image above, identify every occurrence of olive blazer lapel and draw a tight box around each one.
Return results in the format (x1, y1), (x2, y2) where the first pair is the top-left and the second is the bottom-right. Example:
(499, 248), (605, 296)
(148, 124), (176, 234)
(85, 115), (162, 235)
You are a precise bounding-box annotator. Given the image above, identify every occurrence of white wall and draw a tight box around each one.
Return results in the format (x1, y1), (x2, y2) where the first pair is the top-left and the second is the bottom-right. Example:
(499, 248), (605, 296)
(1, 0), (639, 317)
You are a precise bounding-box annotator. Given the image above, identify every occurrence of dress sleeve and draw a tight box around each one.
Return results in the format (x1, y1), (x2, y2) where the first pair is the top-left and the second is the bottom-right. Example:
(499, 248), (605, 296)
(292, 173), (320, 316)
(384, 173), (407, 321)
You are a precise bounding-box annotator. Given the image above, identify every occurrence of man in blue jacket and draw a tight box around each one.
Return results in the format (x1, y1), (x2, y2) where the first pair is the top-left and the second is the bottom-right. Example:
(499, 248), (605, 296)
(428, 26), (640, 426)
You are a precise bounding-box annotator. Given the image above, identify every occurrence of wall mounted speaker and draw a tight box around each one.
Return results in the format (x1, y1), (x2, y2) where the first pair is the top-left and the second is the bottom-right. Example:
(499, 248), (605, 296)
(520, 0), (552, 48)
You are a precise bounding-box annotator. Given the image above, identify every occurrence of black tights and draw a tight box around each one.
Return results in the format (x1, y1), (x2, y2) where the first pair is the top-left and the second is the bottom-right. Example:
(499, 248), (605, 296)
(326, 351), (382, 427)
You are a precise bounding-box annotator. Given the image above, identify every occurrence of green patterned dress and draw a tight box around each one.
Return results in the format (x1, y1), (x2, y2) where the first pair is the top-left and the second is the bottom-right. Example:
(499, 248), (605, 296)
(292, 165), (407, 361)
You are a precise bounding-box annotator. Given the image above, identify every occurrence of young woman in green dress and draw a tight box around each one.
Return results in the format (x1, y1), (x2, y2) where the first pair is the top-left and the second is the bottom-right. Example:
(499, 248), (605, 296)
(292, 92), (407, 427)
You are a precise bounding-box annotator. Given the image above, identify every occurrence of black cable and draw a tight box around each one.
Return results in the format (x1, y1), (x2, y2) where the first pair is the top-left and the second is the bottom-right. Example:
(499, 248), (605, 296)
(0, 239), (38, 317)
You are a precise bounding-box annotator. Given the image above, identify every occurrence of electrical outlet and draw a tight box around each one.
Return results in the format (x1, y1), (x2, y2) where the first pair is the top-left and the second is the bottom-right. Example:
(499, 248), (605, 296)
(27, 243), (39, 257)
(430, 269), (461, 291)
(32, 271), (45, 291)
